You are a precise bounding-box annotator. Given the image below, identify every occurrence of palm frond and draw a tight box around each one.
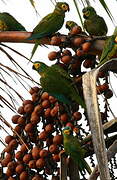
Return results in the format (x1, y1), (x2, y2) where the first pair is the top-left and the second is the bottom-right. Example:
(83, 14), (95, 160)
(73, 0), (84, 28)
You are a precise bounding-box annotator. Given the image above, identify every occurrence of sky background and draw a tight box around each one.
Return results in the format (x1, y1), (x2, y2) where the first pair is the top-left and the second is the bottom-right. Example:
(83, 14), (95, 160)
(0, 0), (117, 178)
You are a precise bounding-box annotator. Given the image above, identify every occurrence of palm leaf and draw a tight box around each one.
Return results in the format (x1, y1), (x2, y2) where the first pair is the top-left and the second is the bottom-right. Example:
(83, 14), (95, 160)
(73, 0), (84, 28)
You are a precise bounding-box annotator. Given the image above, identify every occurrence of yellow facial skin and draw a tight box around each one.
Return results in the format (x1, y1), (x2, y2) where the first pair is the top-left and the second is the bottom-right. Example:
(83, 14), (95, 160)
(64, 129), (71, 135)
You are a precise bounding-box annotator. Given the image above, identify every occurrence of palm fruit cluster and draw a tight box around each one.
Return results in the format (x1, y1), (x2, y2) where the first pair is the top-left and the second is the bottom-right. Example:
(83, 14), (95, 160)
(1, 25), (115, 180)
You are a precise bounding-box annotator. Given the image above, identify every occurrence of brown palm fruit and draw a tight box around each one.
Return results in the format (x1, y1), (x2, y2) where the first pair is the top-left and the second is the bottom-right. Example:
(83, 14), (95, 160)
(97, 71), (106, 78)
(104, 89), (113, 99)
(46, 136), (53, 146)
(82, 42), (91, 52)
(70, 26), (82, 35)
(41, 92), (49, 100)
(97, 83), (109, 94)
(30, 112), (40, 124)
(15, 151), (23, 161)
(39, 149), (49, 158)
(24, 103), (34, 113)
(15, 164), (24, 174)
(61, 55), (72, 64)
(60, 113), (68, 123)
(28, 160), (36, 169)
(7, 161), (16, 171)
(32, 146), (41, 160)
(29, 86), (40, 95)
(44, 108), (51, 117)
(83, 59), (93, 68)
(5, 153), (12, 162)
(1, 158), (10, 167)
(50, 36), (61, 45)
(17, 116), (25, 125)
(36, 158), (45, 168)
(17, 106), (25, 115)
(34, 104), (43, 115)
(11, 115), (20, 124)
(50, 106), (59, 117)
(76, 49), (84, 56)
(9, 139), (18, 149)
(49, 96), (57, 104)
(19, 171), (28, 180)
(22, 99), (33, 106)
(20, 144), (28, 153)
(53, 154), (60, 162)
(6, 168), (13, 177)
(5, 135), (14, 144)
(48, 51), (58, 61)
(4, 145), (13, 153)
(73, 111), (82, 120)
(39, 130), (48, 141)
(62, 49), (72, 56)
(73, 37), (84, 47)
(45, 124), (54, 133)
(42, 99), (50, 108)
(14, 125), (22, 134)
(25, 123), (33, 133)
(49, 144), (59, 154)
(53, 135), (63, 145)
(32, 92), (40, 102)
(23, 153), (32, 164)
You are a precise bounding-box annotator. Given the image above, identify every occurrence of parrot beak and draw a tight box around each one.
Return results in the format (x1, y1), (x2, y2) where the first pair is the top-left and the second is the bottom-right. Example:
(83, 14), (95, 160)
(64, 129), (70, 135)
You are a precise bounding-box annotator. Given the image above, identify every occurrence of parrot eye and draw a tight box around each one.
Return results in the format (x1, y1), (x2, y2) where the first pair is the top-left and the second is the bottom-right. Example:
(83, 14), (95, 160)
(61, 4), (69, 11)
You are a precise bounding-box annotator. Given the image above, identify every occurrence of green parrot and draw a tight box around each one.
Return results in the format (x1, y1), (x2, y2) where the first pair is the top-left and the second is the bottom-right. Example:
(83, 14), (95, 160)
(0, 12), (26, 31)
(98, 27), (117, 67)
(82, 6), (108, 36)
(62, 126), (92, 175)
(28, 2), (69, 60)
(65, 20), (78, 31)
(32, 61), (85, 108)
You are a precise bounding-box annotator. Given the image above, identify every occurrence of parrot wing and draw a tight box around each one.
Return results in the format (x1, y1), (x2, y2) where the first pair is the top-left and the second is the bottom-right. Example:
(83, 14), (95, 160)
(28, 13), (64, 40)
(51, 64), (72, 81)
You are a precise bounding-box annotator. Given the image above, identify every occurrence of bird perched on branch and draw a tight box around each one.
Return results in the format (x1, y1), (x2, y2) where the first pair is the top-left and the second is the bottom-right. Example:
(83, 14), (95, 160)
(62, 126), (92, 175)
(32, 61), (85, 108)
(28, 2), (70, 60)
(0, 12), (26, 31)
(82, 6), (108, 36)
(98, 27), (117, 66)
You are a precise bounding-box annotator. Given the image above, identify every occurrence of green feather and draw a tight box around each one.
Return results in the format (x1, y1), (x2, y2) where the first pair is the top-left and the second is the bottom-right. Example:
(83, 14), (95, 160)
(28, 2), (69, 60)
(0, 12), (26, 31)
(32, 62), (85, 108)
(62, 126), (92, 175)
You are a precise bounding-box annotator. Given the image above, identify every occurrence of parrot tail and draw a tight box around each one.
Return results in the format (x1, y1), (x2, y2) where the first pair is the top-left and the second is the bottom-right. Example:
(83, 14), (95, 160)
(83, 159), (92, 174)
(30, 41), (39, 60)
(71, 90), (86, 109)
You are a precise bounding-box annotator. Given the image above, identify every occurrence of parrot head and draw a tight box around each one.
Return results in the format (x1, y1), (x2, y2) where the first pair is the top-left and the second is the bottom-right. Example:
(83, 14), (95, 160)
(65, 21), (78, 30)
(62, 126), (73, 136)
(55, 2), (70, 13)
(82, 6), (96, 19)
(32, 61), (48, 75)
